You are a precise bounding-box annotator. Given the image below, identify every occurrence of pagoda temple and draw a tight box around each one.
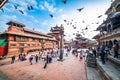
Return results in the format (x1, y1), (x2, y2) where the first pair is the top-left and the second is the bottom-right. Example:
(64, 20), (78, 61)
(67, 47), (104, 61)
(72, 33), (89, 49)
(48, 25), (64, 49)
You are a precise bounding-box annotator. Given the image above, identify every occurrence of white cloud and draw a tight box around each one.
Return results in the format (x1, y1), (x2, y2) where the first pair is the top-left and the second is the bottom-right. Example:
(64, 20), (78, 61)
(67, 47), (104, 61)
(27, 15), (40, 24)
(44, 1), (56, 12)
(61, 14), (67, 19)
(2, 15), (17, 20)
(39, 5), (45, 10)
(41, 21), (47, 25)
(29, 0), (37, 5)
(49, 1), (111, 40)
(0, 15), (17, 32)
(58, 8), (63, 12)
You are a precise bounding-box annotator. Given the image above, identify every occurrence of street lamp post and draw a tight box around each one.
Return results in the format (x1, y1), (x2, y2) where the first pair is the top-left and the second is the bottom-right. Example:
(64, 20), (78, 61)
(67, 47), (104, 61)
(58, 24), (64, 61)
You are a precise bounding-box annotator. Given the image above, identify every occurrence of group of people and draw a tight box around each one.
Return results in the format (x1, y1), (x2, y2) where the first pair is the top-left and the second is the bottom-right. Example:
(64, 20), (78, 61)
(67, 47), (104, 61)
(72, 48), (86, 60)
(18, 53), (27, 61)
(11, 53), (27, 64)
(97, 40), (119, 64)
(29, 54), (39, 65)
(28, 49), (59, 69)
(10, 48), (60, 67)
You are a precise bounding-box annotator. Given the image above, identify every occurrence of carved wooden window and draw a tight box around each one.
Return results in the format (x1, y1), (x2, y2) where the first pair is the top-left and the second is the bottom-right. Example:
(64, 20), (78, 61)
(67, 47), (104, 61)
(15, 36), (20, 41)
(10, 44), (16, 47)
(20, 43), (24, 46)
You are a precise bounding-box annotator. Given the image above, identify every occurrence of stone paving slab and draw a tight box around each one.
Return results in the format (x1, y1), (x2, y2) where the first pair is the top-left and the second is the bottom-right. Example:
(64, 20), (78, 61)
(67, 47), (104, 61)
(0, 53), (86, 80)
(0, 71), (11, 80)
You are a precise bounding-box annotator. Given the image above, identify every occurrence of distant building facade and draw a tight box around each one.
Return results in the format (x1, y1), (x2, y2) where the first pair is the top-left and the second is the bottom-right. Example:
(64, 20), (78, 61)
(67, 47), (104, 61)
(72, 34), (89, 49)
(0, 21), (57, 56)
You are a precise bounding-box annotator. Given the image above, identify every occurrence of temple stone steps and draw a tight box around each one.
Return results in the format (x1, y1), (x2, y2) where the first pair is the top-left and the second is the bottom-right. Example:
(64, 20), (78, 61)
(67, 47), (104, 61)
(86, 66), (104, 80)
(108, 55), (120, 68)
(97, 59), (120, 80)
(86, 54), (104, 80)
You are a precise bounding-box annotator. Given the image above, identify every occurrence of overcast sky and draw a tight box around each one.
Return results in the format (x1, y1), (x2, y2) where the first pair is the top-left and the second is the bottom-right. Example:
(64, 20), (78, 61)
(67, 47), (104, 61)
(0, 0), (112, 40)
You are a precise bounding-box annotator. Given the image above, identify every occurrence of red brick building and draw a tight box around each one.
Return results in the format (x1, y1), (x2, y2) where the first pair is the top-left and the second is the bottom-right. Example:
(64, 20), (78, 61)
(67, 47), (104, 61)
(0, 21), (57, 56)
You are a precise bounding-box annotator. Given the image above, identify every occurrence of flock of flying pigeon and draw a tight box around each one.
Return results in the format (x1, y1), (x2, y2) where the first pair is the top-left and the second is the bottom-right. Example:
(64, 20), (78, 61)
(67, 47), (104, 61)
(0, 0), (103, 37)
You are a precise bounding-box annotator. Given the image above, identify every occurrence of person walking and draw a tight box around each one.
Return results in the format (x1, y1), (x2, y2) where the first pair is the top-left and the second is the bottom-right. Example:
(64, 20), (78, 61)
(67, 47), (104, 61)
(92, 49), (96, 58)
(49, 56), (52, 63)
(43, 61), (47, 69)
(79, 52), (83, 60)
(105, 45), (110, 55)
(29, 55), (33, 65)
(11, 55), (15, 64)
(100, 43), (106, 64)
(35, 55), (38, 63)
(18, 54), (21, 61)
(46, 55), (49, 63)
(113, 44), (119, 58)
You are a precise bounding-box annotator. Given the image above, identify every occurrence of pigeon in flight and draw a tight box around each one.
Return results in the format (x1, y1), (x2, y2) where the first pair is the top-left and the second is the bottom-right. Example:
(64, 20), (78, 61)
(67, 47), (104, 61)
(62, 0), (67, 4)
(96, 22), (99, 24)
(98, 15), (102, 18)
(85, 27), (88, 30)
(77, 8), (84, 12)
(1, 8), (4, 12)
(27, 5), (31, 10)
(74, 27), (76, 29)
(27, 5), (33, 10)
(14, 5), (18, 9)
(18, 10), (24, 14)
(30, 5), (33, 10)
(64, 20), (67, 22)
(82, 20), (85, 23)
(49, 14), (53, 18)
